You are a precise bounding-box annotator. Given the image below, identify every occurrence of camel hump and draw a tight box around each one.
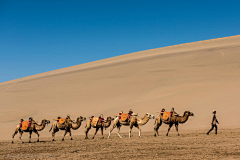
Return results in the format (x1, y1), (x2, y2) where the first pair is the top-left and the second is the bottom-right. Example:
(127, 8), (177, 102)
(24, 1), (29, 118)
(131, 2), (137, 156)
(162, 112), (170, 120)
(21, 121), (29, 130)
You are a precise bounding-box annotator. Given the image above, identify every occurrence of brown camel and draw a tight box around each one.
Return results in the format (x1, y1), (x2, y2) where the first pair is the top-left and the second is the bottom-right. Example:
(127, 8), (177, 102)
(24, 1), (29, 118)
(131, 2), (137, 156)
(108, 113), (155, 138)
(49, 116), (86, 141)
(154, 111), (194, 136)
(12, 119), (50, 143)
(85, 116), (114, 139)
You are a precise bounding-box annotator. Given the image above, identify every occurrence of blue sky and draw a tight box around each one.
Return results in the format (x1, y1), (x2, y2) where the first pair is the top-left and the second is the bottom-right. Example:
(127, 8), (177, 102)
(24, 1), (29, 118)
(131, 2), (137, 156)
(0, 0), (239, 83)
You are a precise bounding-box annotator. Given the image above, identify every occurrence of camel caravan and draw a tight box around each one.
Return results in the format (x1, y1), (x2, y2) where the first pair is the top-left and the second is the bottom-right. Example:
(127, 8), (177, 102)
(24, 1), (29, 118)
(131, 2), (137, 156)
(11, 108), (194, 143)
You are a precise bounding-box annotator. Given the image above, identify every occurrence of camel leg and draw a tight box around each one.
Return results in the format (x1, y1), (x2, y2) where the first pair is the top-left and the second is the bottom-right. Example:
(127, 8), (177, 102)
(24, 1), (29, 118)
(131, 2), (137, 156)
(129, 123), (133, 138)
(52, 131), (55, 141)
(117, 126), (123, 138)
(166, 123), (173, 136)
(52, 129), (58, 141)
(108, 123), (117, 139)
(19, 131), (24, 143)
(12, 127), (19, 143)
(85, 126), (91, 139)
(69, 130), (73, 140)
(175, 123), (180, 136)
(101, 127), (104, 139)
(29, 131), (32, 143)
(33, 130), (40, 142)
(154, 119), (162, 137)
(62, 130), (68, 141)
(92, 127), (99, 139)
(136, 125), (141, 138)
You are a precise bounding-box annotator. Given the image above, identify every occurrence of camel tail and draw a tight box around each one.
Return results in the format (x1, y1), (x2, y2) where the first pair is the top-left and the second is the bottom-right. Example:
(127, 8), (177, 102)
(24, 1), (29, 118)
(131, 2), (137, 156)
(49, 125), (53, 132)
(154, 119), (157, 125)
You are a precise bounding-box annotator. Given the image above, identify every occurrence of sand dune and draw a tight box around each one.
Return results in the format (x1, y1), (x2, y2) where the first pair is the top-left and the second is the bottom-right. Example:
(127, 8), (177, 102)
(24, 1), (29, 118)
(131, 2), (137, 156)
(1, 35), (240, 141)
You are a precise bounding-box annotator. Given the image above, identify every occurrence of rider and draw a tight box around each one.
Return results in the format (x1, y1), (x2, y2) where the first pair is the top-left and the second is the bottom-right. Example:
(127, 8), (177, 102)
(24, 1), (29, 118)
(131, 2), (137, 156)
(128, 109), (133, 120)
(128, 109), (133, 116)
(161, 108), (165, 115)
(19, 119), (24, 128)
(65, 114), (71, 122)
(170, 108), (177, 116)
(119, 111), (123, 119)
(28, 117), (32, 128)
(90, 116), (94, 122)
(57, 116), (61, 122)
(64, 114), (71, 130)
(98, 114), (104, 123)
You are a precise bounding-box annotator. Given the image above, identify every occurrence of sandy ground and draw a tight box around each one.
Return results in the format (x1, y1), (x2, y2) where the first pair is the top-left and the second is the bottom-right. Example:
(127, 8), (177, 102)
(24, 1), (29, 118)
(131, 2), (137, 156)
(1, 128), (240, 159)
(0, 35), (240, 159)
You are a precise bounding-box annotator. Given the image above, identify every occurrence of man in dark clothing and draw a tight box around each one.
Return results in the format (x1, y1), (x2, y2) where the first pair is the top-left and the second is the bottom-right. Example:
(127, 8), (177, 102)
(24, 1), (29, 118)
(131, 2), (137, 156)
(207, 110), (219, 135)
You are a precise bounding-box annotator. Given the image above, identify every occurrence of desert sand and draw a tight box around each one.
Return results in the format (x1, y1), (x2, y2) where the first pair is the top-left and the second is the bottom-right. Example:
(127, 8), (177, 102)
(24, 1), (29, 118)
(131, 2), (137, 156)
(0, 35), (240, 158)
(1, 128), (240, 159)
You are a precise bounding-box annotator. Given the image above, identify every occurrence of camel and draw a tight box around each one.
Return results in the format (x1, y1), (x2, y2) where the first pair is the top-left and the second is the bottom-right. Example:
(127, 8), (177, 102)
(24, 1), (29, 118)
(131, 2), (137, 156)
(85, 116), (114, 139)
(49, 116), (86, 141)
(154, 110), (194, 136)
(12, 119), (50, 143)
(108, 113), (155, 138)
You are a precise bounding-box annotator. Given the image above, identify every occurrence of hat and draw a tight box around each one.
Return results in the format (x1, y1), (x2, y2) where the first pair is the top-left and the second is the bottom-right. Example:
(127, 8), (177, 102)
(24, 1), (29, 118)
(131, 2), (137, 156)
(20, 119), (24, 121)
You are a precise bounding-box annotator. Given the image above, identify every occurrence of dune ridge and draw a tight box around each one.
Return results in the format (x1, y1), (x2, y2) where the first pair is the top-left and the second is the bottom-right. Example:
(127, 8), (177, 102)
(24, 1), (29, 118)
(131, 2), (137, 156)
(1, 35), (240, 86)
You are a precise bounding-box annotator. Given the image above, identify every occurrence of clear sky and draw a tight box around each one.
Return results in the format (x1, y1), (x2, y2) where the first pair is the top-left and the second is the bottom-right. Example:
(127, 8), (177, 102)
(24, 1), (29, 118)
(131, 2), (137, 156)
(0, 0), (239, 83)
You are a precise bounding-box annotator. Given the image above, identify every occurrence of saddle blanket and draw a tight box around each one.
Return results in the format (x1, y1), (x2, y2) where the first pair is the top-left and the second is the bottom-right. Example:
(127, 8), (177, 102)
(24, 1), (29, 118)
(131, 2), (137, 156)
(121, 113), (129, 121)
(59, 118), (66, 124)
(162, 112), (170, 120)
(92, 118), (99, 127)
(21, 121), (29, 130)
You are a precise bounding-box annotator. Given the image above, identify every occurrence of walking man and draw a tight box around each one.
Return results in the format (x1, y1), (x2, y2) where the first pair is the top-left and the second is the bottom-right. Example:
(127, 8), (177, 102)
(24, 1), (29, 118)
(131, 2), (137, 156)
(207, 110), (219, 135)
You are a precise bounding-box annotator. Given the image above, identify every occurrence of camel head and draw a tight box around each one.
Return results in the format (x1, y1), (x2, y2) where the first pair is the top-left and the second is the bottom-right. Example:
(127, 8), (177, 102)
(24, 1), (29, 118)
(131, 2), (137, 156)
(43, 119), (51, 125)
(78, 116), (86, 121)
(105, 116), (114, 122)
(146, 113), (155, 119)
(184, 111), (194, 116)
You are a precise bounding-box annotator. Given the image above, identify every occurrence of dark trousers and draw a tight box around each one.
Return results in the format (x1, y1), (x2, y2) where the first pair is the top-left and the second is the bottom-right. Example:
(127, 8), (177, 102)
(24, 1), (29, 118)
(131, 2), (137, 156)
(207, 124), (218, 134)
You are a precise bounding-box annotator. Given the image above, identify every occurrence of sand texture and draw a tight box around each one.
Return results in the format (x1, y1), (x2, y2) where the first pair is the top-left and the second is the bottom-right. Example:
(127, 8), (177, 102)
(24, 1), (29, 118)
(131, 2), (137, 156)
(1, 128), (240, 159)
(0, 35), (240, 143)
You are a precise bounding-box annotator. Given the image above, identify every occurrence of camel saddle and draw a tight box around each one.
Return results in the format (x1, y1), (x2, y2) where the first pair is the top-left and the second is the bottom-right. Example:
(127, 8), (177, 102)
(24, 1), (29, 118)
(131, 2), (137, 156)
(121, 113), (129, 122)
(21, 121), (29, 130)
(91, 118), (99, 127)
(59, 118), (66, 124)
(162, 112), (170, 121)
